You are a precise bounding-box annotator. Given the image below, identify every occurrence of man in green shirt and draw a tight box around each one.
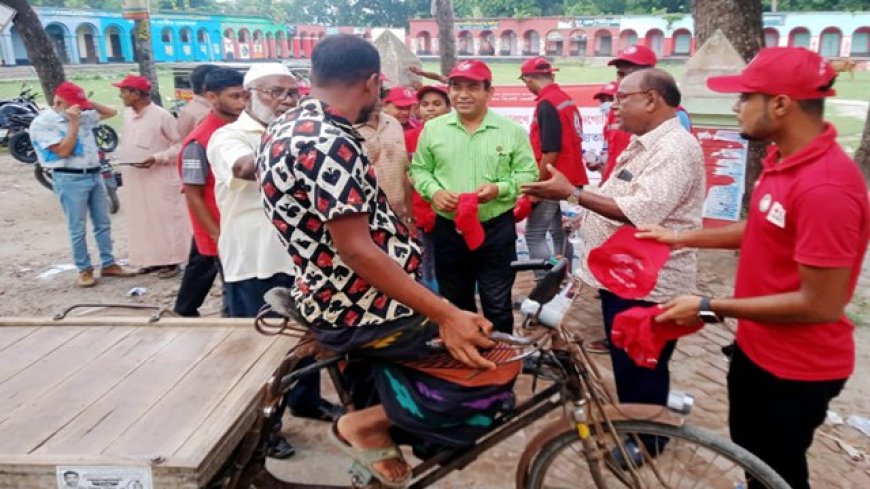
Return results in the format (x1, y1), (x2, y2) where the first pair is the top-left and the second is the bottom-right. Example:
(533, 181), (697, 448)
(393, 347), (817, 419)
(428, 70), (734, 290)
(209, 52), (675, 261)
(410, 59), (538, 333)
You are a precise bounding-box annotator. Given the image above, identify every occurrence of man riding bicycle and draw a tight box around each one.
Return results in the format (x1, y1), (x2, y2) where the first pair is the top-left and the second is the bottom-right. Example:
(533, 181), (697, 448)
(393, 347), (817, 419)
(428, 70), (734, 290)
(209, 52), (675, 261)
(257, 34), (520, 488)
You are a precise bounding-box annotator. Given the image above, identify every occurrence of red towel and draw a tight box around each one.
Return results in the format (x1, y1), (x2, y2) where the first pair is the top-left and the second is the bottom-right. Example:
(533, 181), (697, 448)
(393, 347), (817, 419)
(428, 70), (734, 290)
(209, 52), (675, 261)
(588, 226), (671, 299)
(412, 190), (436, 233)
(455, 193), (485, 250)
(611, 306), (702, 369)
(513, 195), (533, 222)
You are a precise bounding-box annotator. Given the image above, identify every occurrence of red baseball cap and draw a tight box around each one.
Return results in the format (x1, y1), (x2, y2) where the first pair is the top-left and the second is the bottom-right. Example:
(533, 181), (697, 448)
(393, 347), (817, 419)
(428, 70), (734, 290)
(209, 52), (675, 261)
(112, 74), (152, 92)
(593, 81), (618, 100)
(520, 56), (559, 77)
(54, 81), (92, 110)
(587, 226), (671, 299)
(608, 45), (657, 67)
(383, 86), (418, 108)
(416, 84), (448, 100)
(448, 59), (492, 83)
(706, 47), (837, 99)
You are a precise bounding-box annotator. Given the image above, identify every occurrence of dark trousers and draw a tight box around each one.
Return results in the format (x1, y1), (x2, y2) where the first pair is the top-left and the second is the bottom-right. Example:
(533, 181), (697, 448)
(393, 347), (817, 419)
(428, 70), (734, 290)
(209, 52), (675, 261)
(433, 211), (517, 333)
(225, 273), (323, 443)
(174, 239), (220, 317)
(601, 289), (677, 406)
(728, 344), (846, 489)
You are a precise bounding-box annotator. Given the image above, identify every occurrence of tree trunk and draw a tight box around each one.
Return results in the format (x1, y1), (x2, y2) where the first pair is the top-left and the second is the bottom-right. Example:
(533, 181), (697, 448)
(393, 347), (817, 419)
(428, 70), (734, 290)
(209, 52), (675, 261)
(0, 0), (66, 103)
(132, 18), (163, 107)
(855, 103), (870, 181)
(434, 0), (456, 76)
(692, 0), (764, 210)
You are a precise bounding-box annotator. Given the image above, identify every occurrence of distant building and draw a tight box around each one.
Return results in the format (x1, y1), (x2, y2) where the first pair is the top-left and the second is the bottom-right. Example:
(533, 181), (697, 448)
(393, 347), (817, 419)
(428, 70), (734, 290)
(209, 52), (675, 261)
(408, 12), (870, 60)
(0, 8), (866, 66)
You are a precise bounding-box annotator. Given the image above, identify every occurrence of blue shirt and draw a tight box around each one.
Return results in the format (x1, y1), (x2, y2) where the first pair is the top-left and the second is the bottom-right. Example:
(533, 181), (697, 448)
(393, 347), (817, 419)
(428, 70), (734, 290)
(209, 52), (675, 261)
(30, 109), (101, 169)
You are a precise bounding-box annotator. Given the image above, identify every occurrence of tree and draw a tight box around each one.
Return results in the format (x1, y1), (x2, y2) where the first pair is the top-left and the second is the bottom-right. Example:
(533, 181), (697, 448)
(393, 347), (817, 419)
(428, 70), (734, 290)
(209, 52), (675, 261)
(692, 0), (764, 209)
(131, 17), (163, 106)
(435, 0), (456, 76)
(855, 105), (870, 181)
(0, 0), (66, 102)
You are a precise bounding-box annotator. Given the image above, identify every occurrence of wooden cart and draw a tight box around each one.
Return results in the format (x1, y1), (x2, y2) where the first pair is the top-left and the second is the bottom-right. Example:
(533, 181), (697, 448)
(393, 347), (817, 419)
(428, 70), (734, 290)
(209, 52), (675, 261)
(0, 314), (295, 488)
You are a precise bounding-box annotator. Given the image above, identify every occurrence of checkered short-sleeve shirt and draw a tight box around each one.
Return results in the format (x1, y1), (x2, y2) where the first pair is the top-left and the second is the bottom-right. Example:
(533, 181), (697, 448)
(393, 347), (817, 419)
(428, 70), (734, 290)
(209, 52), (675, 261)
(258, 99), (421, 329)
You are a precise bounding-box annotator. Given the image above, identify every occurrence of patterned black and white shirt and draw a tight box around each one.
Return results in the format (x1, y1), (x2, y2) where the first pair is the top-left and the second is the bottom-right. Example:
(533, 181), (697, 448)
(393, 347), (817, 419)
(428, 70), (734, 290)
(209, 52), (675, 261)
(257, 99), (421, 329)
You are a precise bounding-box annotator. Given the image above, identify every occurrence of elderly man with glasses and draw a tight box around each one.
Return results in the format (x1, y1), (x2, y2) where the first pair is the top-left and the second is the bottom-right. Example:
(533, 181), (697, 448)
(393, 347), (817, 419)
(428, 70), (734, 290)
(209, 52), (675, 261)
(207, 63), (340, 459)
(522, 67), (705, 463)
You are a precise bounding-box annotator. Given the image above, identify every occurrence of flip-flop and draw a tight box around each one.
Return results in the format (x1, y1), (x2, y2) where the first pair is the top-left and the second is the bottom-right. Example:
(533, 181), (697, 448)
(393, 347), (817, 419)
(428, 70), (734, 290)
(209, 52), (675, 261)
(156, 266), (179, 279)
(327, 421), (411, 489)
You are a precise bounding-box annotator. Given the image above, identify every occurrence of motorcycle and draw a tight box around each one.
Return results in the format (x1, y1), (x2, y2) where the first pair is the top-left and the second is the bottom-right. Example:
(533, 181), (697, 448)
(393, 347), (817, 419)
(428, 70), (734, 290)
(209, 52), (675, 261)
(10, 123), (119, 164)
(33, 151), (122, 215)
(0, 84), (40, 161)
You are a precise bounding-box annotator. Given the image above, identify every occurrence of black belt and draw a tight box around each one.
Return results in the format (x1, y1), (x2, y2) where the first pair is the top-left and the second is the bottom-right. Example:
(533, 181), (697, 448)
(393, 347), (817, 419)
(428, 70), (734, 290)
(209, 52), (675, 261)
(52, 167), (101, 174)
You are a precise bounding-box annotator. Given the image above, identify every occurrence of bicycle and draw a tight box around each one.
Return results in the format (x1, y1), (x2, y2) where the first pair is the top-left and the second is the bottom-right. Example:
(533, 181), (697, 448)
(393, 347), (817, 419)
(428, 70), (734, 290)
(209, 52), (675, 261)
(219, 254), (790, 489)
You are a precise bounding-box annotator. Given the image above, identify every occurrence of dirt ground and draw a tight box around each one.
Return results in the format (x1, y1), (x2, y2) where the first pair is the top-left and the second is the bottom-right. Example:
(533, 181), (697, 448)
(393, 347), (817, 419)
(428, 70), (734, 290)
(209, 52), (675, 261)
(0, 152), (868, 487)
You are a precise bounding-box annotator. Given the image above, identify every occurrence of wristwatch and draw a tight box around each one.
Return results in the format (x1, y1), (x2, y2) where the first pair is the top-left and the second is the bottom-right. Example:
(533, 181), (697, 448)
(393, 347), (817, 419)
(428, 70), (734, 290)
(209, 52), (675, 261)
(566, 187), (583, 205)
(698, 296), (723, 324)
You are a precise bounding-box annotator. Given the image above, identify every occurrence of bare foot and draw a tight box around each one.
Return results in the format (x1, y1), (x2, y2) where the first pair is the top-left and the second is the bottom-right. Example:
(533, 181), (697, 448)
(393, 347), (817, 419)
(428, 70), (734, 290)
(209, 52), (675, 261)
(336, 413), (410, 483)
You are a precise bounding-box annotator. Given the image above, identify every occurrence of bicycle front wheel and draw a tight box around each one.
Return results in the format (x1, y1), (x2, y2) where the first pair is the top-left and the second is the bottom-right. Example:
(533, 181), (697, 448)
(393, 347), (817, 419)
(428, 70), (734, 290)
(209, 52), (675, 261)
(526, 420), (790, 489)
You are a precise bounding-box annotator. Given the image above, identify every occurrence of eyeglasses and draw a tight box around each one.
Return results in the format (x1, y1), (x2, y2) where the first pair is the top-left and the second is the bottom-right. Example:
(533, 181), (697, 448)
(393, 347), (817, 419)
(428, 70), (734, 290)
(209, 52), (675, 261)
(614, 90), (651, 102)
(250, 88), (300, 100)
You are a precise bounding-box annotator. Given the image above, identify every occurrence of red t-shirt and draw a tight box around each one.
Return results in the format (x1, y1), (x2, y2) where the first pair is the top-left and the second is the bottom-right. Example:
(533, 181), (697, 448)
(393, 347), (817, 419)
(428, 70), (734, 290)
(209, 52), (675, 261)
(734, 124), (869, 381)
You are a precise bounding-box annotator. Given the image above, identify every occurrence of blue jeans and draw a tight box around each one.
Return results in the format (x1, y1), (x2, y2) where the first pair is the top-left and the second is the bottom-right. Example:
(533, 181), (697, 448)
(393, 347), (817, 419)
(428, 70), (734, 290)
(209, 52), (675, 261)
(525, 199), (567, 280)
(52, 171), (116, 272)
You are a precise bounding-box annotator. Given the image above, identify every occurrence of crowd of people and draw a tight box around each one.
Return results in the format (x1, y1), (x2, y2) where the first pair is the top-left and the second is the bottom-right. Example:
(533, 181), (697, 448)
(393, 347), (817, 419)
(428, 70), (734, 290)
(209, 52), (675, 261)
(27, 36), (868, 489)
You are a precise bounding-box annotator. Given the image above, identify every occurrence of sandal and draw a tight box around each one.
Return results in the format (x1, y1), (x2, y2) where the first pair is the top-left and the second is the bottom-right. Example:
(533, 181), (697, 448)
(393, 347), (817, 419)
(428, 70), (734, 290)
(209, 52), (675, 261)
(155, 266), (179, 279)
(327, 421), (411, 488)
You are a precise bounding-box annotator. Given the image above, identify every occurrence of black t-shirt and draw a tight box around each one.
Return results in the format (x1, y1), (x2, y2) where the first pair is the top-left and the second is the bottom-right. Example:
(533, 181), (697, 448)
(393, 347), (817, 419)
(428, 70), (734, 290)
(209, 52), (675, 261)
(537, 100), (562, 153)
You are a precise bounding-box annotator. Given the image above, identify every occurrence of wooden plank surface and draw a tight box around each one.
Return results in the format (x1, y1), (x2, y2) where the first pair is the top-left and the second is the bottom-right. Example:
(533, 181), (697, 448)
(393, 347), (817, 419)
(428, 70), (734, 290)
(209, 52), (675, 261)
(0, 320), (297, 488)
(0, 327), (133, 430)
(29, 327), (227, 457)
(103, 327), (276, 458)
(173, 339), (293, 485)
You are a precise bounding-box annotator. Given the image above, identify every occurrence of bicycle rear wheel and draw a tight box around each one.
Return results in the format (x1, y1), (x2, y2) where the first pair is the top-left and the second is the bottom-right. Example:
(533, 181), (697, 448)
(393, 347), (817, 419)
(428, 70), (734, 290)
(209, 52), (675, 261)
(526, 420), (789, 489)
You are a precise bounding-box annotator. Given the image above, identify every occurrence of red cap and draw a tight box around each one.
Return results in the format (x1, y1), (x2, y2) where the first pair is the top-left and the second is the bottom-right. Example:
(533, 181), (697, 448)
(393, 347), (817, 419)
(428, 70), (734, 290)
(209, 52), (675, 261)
(593, 81), (618, 100)
(383, 86), (418, 108)
(520, 56), (559, 76)
(608, 45), (657, 67)
(54, 81), (92, 110)
(587, 226), (671, 299)
(448, 59), (492, 83)
(416, 84), (448, 100)
(112, 74), (152, 92)
(707, 47), (836, 99)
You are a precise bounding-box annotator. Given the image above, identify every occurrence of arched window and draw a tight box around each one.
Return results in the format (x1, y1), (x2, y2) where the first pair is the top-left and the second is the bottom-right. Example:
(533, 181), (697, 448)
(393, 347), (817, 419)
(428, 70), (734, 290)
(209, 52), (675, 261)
(789, 27), (810, 48)
(672, 28), (692, 55)
(763, 28), (779, 48)
(619, 30), (637, 51)
(819, 27), (842, 57)
(852, 27), (870, 56)
(545, 30), (563, 56)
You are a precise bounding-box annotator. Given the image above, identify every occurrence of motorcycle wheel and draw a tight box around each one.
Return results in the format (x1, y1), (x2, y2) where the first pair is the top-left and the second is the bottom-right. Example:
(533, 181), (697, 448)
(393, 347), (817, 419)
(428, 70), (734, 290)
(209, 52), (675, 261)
(34, 163), (53, 191)
(9, 130), (37, 164)
(93, 125), (119, 153)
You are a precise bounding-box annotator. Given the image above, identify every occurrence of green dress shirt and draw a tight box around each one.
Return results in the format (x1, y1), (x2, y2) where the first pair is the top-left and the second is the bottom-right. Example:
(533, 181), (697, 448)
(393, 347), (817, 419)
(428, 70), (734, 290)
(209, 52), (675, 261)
(410, 109), (538, 222)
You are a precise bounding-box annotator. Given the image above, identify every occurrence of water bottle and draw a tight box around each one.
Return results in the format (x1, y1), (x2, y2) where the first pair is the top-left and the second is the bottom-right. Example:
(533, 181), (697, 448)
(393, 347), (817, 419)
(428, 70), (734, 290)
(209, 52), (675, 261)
(560, 201), (582, 272)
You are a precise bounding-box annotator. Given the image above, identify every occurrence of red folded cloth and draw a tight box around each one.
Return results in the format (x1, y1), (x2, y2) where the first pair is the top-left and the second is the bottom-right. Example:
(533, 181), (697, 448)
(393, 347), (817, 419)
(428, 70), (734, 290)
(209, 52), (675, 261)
(412, 190), (436, 233)
(588, 226), (671, 299)
(611, 306), (702, 369)
(455, 193), (485, 250)
(513, 195), (533, 222)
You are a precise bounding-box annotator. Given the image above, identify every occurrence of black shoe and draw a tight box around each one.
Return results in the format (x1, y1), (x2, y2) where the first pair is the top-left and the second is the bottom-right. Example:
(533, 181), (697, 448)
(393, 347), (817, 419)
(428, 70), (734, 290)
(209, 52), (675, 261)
(610, 438), (644, 470)
(267, 435), (296, 459)
(290, 399), (344, 422)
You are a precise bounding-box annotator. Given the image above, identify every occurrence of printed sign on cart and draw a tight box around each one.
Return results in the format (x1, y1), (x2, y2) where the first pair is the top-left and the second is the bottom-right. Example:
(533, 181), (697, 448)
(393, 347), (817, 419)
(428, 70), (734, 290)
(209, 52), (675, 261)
(56, 466), (153, 489)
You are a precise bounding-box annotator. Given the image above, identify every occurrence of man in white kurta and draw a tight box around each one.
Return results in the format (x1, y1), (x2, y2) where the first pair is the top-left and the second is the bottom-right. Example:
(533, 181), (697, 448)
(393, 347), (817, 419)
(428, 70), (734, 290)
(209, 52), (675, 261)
(113, 75), (191, 274)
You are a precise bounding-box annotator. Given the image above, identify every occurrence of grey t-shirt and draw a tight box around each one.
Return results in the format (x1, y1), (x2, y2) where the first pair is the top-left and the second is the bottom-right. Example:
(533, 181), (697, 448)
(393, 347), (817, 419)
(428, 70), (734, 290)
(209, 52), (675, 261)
(180, 140), (209, 185)
(29, 109), (101, 169)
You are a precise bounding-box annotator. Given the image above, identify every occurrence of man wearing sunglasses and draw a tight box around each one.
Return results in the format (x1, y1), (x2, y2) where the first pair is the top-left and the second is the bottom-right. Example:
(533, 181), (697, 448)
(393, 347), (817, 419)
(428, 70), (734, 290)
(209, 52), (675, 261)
(208, 63), (340, 459)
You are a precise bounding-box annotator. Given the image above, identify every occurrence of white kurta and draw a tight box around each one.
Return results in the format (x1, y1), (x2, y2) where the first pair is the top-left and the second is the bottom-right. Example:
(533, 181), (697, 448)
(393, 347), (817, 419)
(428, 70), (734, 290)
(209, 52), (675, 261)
(116, 104), (192, 268)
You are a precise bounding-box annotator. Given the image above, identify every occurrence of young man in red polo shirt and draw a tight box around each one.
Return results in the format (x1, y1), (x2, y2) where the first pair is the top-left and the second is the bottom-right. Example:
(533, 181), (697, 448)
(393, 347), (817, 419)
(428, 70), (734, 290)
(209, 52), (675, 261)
(382, 86), (419, 132)
(520, 57), (587, 279)
(640, 47), (870, 489)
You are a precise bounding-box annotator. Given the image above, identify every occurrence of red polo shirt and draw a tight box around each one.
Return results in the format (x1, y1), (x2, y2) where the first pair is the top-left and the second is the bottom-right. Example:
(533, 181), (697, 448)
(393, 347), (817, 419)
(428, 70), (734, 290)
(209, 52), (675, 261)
(734, 124), (869, 381)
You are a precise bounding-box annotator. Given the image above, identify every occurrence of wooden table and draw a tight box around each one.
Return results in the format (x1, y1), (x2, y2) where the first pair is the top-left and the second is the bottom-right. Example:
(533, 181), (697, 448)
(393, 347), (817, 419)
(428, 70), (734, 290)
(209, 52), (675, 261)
(0, 317), (295, 488)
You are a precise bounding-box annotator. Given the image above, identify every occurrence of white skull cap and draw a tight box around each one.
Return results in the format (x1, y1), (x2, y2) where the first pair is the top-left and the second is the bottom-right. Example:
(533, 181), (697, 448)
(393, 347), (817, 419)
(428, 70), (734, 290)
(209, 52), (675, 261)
(244, 63), (293, 88)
